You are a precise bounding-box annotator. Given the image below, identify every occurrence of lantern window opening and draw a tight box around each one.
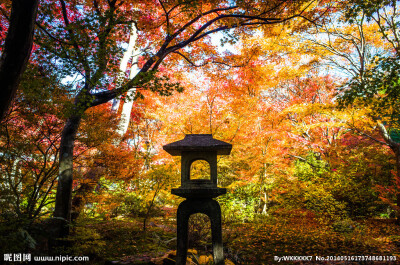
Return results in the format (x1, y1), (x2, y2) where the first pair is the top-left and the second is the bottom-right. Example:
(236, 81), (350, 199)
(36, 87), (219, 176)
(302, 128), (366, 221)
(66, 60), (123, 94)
(189, 159), (211, 181)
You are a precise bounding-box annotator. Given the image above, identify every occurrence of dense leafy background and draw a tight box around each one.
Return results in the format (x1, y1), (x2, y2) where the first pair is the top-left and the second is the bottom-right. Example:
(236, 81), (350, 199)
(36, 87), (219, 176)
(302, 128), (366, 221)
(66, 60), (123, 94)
(1, 0), (400, 264)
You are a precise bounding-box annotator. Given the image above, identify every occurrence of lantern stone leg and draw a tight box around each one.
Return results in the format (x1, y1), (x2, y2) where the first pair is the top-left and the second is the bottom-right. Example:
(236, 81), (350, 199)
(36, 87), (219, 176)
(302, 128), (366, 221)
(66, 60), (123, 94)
(176, 198), (224, 265)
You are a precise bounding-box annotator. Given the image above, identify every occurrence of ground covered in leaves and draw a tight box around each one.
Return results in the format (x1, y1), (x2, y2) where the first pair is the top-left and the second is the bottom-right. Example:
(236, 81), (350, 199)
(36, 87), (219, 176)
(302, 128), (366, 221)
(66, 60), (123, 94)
(65, 213), (400, 265)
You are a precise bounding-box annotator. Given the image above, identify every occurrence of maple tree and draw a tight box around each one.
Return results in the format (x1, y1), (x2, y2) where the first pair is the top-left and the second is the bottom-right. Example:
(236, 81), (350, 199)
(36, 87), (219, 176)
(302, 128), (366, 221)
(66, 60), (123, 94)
(301, 0), (400, 222)
(21, 0), (328, 236)
(0, 63), (66, 221)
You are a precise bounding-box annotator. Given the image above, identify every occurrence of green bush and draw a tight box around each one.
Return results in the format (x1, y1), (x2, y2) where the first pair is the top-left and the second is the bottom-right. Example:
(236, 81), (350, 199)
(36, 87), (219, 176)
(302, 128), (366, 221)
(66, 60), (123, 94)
(120, 193), (148, 217)
(218, 184), (260, 223)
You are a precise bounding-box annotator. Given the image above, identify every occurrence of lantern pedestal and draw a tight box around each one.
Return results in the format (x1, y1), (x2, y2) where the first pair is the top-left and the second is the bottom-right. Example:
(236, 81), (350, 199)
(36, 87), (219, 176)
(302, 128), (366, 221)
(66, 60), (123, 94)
(176, 198), (224, 265)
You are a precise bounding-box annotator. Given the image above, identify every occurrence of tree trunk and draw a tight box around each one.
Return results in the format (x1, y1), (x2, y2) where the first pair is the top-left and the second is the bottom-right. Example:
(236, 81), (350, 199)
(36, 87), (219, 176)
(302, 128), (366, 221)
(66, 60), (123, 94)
(0, 0), (39, 120)
(261, 191), (268, 215)
(111, 23), (139, 113)
(116, 88), (137, 136)
(115, 24), (140, 137)
(54, 115), (82, 236)
(52, 23), (141, 236)
(377, 122), (400, 224)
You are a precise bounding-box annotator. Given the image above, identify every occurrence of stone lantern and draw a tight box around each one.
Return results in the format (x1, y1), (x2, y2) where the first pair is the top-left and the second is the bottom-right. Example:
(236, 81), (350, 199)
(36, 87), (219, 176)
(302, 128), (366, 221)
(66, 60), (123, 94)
(163, 134), (232, 265)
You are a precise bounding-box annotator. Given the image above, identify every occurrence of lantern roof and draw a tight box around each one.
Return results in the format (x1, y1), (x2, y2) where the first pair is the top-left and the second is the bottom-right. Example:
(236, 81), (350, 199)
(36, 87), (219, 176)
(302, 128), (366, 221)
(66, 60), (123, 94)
(163, 134), (232, 156)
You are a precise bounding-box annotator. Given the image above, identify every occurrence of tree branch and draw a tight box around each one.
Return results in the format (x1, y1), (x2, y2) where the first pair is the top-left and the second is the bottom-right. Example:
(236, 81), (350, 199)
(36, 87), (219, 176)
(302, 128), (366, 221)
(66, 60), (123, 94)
(35, 21), (73, 46)
(287, 154), (319, 168)
(158, 0), (170, 38)
(93, 0), (322, 106)
(350, 125), (389, 146)
(59, 0), (91, 79)
(377, 121), (399, 147)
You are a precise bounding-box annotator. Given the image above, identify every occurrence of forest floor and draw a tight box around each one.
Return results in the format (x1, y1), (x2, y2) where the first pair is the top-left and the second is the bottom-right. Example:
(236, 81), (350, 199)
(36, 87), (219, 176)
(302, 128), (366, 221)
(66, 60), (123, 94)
(65, 212), (400, 265)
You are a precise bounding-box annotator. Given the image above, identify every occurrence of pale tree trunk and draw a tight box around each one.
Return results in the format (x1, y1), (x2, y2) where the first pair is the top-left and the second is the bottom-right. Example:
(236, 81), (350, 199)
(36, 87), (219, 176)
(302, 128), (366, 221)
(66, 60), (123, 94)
(262, 191), (268, 215)
(4, 158), (22, 214)
(115, 25), (141, 137)
(111, 24), (140, 113)
(11, 158), (22, 191)
(116, 87), (137, 136)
